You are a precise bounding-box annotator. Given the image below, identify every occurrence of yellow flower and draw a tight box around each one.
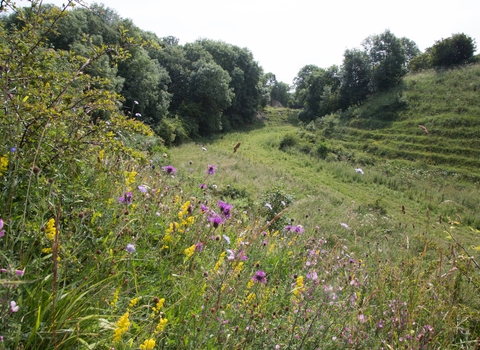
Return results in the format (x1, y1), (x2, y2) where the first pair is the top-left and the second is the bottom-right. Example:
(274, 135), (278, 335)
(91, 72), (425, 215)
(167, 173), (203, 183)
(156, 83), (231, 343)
(184, 244), (196, 259)
(213, 252), (226, 272)
(139, 338), (156, 350)
(110, 288), (120, 308)
(45, 218), (57, 241)
(113, 311), (130, 342)
(125, 168), (137, 187)
(155, 317), (168, 333)
(128, 297), (139, 309)
(0, 154), (8, 176)
(293, 276), (305, 297)
(152, 298), (165, 313)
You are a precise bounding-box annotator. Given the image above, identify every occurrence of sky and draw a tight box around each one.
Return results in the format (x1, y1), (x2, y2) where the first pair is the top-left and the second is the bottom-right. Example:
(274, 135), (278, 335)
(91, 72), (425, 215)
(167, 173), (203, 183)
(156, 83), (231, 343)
(41, 0), (480, 85)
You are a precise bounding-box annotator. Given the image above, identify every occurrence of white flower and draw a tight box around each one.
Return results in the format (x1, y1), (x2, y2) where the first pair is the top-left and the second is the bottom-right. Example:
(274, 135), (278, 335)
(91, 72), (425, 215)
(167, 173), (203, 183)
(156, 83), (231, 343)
(340, 223), (349, 229)
(355, 168), (364, 175)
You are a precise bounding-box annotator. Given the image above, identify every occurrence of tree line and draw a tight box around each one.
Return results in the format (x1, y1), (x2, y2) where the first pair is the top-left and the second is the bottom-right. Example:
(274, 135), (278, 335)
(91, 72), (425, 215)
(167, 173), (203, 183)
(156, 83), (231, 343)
(2, 2), (476, 141)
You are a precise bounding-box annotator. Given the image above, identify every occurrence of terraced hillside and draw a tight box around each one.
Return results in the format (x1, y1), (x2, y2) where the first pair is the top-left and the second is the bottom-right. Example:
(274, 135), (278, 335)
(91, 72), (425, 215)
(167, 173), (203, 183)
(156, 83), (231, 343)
(326, 63), (480, 178)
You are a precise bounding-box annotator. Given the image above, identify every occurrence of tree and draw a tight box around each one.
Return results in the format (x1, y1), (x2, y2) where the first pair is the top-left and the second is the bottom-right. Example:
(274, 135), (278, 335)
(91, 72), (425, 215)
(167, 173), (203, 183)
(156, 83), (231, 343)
(430, 33), (476, 67)
(363, 29), (406, 92)
(187, 60), (233, 135)
(298, 65), (341, 122)
(339, 48), (371, 109)
(292, 65), (321, 108)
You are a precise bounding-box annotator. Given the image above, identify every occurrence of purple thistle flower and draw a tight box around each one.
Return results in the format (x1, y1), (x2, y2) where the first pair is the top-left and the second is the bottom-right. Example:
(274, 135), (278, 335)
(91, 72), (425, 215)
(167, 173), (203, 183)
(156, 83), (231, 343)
(200, 204), (209, 212)
(206, 164), (217, 175)
(118, 192), (133, 205)
(293, 225), (304, 234)
(252, 270), (267, 284)
(195, 242), (204, 252)
(218, 200), (233, 219)
(208, 213), (225, 228)
(162, 165), (177, 175)
(199, 183), (207, 190)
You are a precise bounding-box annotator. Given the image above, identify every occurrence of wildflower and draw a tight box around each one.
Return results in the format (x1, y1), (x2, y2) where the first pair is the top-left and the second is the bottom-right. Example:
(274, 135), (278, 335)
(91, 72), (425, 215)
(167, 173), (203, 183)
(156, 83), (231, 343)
(293, 276), (305, 296)
(0, 154), (8, 176)
(359, 314), (366, 323)
(110, 288), (120, 308)
(208, 213), (225, 228)
(284, 225), (304, 233)
(10, 301), (19, 313)
(199, 183), (207, 190)
(126, 243), (136, 253)
(252, 270), (267, 283)
(128, 297), (139, 309)
(265, 203), (272, 210)
(355, 168), (364, 175)
(184, 244), (196, 259)
(138, 185), (147, 193)
(340, 222), (349, 229)
(201, 204), (209, 212)
(45, 218), (57, 241)
(218, 200), (233, 218)
(202, 146), (207, 151)
(306, 271), (318, 281)
(135, 113), (142, 117)
(113, 312), (130, 342)
(152, 298), (165, 313)
(207, 164), (217, 175)
(162, 165), (177, 175)
(15, 269), (24, 276)
(223, 234), (231, 244)
(139, 338), (155, 350)
(195, 242), (204, 251)
(140, 339), (155, 350)
(155, 318), (168, 333)
(226, 249), (235, 260)
(0, 218), (4, 237)
(118, 192), (133, 205)
(134, 100), (139, 105)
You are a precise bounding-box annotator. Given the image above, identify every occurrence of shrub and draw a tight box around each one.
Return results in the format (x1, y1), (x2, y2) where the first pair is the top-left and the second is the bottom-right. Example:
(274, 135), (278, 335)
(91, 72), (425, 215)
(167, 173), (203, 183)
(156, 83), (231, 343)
(279, 132), (298, 150)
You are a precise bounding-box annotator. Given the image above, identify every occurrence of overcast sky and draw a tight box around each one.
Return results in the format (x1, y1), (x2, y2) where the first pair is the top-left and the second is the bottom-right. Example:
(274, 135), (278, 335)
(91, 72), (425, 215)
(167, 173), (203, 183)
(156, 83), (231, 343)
(42, 0), (480, 85)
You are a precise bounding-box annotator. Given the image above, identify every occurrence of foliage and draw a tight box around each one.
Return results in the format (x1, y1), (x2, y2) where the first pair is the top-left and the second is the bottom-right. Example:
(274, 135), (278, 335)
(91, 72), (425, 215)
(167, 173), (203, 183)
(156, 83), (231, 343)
(430, 33), (477, 68)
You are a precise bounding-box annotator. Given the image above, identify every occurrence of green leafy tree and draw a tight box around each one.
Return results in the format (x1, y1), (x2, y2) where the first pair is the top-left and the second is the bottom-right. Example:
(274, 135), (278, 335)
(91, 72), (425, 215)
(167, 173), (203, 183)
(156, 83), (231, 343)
(292, 64), (321, 108)
(339, 48), (372, 109)
(298, 65), (341, 122)
(430, 33), (476, 67)
(362, 29), (406, 92)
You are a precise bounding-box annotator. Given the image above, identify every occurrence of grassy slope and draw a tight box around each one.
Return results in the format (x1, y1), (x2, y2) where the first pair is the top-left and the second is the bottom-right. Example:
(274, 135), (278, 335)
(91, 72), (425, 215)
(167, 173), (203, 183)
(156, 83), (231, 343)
(170, 65), (480, 258)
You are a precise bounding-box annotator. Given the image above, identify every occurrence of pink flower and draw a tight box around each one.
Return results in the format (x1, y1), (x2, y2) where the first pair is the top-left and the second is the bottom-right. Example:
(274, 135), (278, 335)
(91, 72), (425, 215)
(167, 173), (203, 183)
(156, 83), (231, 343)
(10, 301), (19, 313)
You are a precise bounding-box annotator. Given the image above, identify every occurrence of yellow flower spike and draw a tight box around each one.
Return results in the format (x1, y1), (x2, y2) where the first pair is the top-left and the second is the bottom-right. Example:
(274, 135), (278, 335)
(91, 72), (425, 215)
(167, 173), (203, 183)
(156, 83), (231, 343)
(139, 338), (156, 350)
(155, 318), (168, 333)
(128, 297), (139, 308)
(184, 244), (196, 260)
(0, 154), (8, 176)
(45, 218), (57, 241)
(113, 311), (130, 342)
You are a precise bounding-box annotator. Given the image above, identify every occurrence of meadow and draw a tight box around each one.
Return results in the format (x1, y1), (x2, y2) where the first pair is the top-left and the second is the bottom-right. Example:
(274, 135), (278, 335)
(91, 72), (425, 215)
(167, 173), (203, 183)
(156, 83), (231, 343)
(1, 6), (480, 347)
